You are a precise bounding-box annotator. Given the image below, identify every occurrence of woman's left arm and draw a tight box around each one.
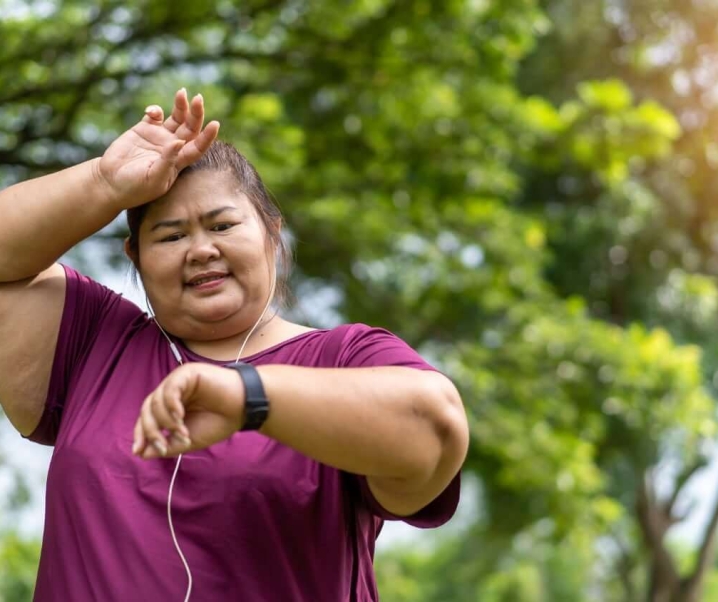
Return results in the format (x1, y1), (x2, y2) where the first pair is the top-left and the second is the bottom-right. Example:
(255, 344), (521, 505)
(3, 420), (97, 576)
(133, 364), (469, 516)
(260, 365), (468, 516)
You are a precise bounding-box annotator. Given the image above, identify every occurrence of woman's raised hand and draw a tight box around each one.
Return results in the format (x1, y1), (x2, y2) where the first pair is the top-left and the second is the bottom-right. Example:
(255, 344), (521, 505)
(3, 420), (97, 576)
(95, 89), (220, 210)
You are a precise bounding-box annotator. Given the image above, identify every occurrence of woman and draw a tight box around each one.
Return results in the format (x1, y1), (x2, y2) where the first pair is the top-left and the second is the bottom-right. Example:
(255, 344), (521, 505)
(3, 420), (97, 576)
(0, 89), (469, 601)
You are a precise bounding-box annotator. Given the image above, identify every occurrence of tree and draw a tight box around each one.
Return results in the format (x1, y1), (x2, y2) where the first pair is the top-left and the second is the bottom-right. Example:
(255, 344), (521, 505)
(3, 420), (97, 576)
(3, 2), (718, 601)
(513, 2), (718, 599)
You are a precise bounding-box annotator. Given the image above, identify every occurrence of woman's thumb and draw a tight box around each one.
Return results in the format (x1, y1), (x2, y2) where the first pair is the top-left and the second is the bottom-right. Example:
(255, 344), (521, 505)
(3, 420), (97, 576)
(162, 139), (186, 164)
(146, 140), (186, 189)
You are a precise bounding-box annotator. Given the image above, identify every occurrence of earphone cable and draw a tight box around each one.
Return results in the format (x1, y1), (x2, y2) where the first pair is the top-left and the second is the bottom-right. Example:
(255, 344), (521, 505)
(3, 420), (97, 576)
(146, 265), (277, 601)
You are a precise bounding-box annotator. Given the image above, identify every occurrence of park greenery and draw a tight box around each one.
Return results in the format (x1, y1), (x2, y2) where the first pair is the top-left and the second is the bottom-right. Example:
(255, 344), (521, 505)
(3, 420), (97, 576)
(3, 0), (718, 600)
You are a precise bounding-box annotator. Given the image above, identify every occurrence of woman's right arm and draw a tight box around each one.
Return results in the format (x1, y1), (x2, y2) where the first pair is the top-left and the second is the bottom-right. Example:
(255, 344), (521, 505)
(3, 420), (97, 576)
(0, 161), (120, 282)
(0, 266), (66, 435)
(0, 89), (219, 435)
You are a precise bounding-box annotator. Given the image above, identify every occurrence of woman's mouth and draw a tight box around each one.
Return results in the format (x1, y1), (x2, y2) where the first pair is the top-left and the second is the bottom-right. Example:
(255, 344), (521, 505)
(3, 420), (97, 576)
(186, 273), (229, 290)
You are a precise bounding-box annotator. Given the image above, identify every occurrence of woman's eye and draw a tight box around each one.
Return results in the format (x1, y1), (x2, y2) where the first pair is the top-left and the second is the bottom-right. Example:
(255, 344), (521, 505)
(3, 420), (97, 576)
(160, 233), (184, 243)
(212, 223), (234, 232)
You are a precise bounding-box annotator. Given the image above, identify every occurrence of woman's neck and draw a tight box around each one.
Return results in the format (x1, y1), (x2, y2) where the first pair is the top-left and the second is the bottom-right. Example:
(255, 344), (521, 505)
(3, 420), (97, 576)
(181, 316), (315, 361)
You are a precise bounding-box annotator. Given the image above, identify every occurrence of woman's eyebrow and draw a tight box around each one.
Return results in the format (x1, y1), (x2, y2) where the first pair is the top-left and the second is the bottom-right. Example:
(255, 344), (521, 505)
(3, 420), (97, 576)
(150, 206), (240, 231)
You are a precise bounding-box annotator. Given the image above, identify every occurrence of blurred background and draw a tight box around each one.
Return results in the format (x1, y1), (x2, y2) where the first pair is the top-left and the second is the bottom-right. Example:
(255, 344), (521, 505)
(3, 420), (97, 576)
(4, 0), (718, 600)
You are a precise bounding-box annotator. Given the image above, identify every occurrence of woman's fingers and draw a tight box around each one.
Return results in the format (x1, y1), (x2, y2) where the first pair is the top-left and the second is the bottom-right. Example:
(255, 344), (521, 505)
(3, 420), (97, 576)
(177, 120), (221, 171)
(159, 380), (191, 438)
(186, 93), (205, 133)
(138, 91), (216, 173)
(139, 392), (169, 456)
(171, 93), (205, 141)
(163, 88), (189, 134)
(165, 138), (187, 160)
(140, 90), (202, 142)
(151, 389), (182, 433)
(133, 373), (192, 459)
(143, 104), (165, 124)
(142, 139), (184, 186)
(132, 419), (146, 456)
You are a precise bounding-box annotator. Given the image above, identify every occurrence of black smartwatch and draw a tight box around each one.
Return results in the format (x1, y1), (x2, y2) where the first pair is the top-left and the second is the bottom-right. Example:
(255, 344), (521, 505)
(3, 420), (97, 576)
(225, 362), (269, 431)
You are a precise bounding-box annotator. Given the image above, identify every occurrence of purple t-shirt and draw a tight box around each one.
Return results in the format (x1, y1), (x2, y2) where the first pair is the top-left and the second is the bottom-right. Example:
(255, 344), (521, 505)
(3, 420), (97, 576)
(26, 266), (460, 601)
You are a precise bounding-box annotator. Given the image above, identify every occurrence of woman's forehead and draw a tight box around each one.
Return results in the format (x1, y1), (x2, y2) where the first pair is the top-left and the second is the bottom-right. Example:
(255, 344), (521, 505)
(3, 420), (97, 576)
(146, 171), (251, 219)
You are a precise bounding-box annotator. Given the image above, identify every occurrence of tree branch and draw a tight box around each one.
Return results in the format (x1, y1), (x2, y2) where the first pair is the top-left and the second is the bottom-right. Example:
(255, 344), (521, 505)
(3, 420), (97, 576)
(665, 458), (707, 518)
(0, 2), (112, 70)
(0, 46), (288, 106)
(635, 472), (680, 595)
(682, 485), (718, 600)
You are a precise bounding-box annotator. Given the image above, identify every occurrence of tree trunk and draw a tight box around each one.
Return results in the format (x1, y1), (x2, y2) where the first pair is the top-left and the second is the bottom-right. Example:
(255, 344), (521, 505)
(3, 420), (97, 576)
(641, 469), (718, 602)
(646, 559), (680, 602)
(636, 475), (680, 602)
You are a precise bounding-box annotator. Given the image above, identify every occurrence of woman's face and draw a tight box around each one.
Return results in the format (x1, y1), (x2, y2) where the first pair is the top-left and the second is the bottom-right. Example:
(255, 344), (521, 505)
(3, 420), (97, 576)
(130, 170), (275, 342)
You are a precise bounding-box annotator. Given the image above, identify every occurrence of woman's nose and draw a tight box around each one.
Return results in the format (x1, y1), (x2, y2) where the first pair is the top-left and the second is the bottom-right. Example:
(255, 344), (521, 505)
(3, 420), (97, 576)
(187, 234), (220, 263)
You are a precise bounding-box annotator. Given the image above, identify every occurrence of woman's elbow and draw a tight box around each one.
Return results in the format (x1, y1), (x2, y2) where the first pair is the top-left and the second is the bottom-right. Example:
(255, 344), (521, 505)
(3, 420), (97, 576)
(423, 372), (470, 475)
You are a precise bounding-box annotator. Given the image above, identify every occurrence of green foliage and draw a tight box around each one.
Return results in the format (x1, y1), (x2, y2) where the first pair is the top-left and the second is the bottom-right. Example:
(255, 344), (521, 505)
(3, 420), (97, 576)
(0, 533), (40, 602)
(377, 526), (596, 602)
(457, 300), (714, 537)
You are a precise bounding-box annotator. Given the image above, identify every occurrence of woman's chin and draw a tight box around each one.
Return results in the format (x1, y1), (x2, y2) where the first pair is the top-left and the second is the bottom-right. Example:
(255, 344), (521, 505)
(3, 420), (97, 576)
(158, 298), (253, 339)
(185, 298), (250, 328)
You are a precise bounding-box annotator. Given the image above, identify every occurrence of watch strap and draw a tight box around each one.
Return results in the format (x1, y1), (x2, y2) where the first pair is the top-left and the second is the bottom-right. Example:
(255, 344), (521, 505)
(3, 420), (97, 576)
(225, 362), (269, 431)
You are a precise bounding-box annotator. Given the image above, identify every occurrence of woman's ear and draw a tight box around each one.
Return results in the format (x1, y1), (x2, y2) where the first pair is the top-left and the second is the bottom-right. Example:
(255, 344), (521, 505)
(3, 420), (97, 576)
(124, 238), (139, 270)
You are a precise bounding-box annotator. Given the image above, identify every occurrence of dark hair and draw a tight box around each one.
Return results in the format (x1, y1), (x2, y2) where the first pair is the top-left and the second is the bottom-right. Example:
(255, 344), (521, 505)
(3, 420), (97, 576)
(126, 141), (292, 306)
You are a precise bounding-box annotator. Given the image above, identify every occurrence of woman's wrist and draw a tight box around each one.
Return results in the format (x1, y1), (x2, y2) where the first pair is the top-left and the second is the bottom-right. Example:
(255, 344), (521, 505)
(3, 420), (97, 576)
(89, 157), (125, 215)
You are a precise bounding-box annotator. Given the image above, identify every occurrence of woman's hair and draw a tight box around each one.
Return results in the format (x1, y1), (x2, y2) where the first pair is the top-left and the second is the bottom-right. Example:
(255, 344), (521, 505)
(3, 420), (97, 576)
(126, 141), (292, 307)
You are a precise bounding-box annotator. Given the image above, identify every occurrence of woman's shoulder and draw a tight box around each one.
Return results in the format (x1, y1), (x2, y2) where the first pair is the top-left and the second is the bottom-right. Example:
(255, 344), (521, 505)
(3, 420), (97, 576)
(60, 263), (149, 334)
(262, 321), (394, 352)
(251, 321), (424, 368)
(253, 320), (379, 352)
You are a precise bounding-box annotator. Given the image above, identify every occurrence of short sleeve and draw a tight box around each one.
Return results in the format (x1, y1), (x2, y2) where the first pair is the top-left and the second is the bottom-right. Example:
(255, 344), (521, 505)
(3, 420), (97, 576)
(333, 323), (437, 372)
(332, 323), (461, 528)
(25, 265), (139, 445)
